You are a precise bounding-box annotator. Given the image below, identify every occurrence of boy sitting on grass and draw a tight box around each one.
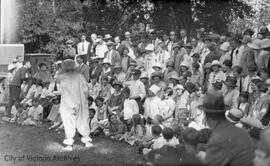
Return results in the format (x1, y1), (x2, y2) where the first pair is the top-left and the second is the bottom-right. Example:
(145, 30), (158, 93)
(22, 98), (43, 126)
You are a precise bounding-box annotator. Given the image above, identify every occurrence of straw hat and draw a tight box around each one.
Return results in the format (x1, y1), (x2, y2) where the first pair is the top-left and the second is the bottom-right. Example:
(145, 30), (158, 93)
(247, 39), (261, 50)
(225, 108), (244, 124)
(260, 38), (270, 49)
(172, 43), (181, 50)
(220, 42), (230, 51)
(204, 62), (212, 69)
(240, 117), (263, 129)
(211, 60), (222, 68)
(114, 63), (122, 69)
(198, 92), (230, 113)
(104, 34), (112, 40)
(145, 44), (155, 51)
(106, 41), (115, 46)
(89, 57), (99, 64)
(151, 71), (163, 79)
(55, 60), (62, 65)
(152, 62), (162, 69)
(169, 75), (180, 82)
(180, 61), (189, 69)
(112, 81), (123, 89)
(102, 59), (111, 65)
(149, 84), (161, 95)
(140, 72), (149, 79)
(66, 39), (73, 44)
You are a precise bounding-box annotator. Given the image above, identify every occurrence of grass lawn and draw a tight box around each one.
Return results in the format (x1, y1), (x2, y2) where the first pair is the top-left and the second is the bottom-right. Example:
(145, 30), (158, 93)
(0, 109), (143, 166)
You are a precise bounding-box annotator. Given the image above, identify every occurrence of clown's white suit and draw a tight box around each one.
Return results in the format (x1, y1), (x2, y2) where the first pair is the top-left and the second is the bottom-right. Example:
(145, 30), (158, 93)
(55, 71), (91, 146)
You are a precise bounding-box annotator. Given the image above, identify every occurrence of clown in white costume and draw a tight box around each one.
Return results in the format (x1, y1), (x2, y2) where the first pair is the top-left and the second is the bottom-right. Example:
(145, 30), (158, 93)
(55, 59), (92, 151)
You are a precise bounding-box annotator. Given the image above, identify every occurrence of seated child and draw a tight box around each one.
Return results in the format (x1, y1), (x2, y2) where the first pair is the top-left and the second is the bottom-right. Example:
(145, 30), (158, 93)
(22, 98), (43, 126)
(121, 87), (139, 131)
(34, 79), (43, 99)
(21, 78), (37, 105)
(145, 114), (164, 137)
(10, 102), (28, 124)
(143, 127), (179, 155)
(138, 125), (162, 153)
(88, 75), (101, 100)
(177, 127), (206, 162)
(95, 97), (107, 122)
(88, 108), (99, 141)
(104, 113), (126, 140)
(120, 114), (145, 145)
(47, 96), (62, 130)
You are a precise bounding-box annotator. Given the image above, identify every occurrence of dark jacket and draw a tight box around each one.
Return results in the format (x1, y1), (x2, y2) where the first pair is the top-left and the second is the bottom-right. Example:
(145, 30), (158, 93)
(205, 120), (255, 166)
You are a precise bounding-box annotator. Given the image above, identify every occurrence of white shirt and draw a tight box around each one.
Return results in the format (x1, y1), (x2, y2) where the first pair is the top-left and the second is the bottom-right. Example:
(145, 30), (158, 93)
(152, 136), (179, 149)
(123, 99), (139, 120)
(77, 41), (90, 55)
(95, 43), (108, 59)
(124, 79), (146, 99)
(144, 96), (161, 119)
(28, 105), (43, 120)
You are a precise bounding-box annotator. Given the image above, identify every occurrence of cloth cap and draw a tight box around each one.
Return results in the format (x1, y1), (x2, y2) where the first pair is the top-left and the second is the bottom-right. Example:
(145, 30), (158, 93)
(211, 60), (222, 68)
(104, 34), (112, 40)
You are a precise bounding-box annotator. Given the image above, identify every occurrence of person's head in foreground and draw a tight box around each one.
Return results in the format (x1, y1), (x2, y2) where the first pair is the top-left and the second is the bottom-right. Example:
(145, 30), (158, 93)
(89, 108), (96, 120)
(254, 127), (270, 166)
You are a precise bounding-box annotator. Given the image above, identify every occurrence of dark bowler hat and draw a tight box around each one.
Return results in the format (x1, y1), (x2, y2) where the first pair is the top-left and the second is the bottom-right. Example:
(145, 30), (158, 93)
(198, 92), (230, 113)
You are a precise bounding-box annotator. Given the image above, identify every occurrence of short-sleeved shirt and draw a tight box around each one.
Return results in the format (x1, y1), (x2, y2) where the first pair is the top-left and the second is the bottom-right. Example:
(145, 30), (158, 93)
(28, 105), (43, 120)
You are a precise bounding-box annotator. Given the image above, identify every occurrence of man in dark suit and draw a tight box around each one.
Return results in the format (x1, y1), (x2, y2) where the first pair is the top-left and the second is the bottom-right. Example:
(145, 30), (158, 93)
(104, 41), (121, 67)
(114, 36), (125, 56)
(180, 29), (191, 45)
(200, 92), (255, 166)
(76, 55), (90, 82)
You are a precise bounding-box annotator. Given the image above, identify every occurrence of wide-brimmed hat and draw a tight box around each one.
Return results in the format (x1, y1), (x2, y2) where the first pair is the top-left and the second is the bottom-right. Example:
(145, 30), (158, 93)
(211, 60), (222, 68)
(247, 39), (261, 50)
(95, 38), (102, 43)
(55, 60), (62, 65)
(172, 43), (181, 50)
(145, 44), (155, 51)
(140, 72), (149, 79)
(114, 63), (122, 69)
(151, 71), (163, 79)
(166, 61), (174, 68)
(169, 75), (180, 82)
(149, 84), (160, 95)
(7, 64), (16, 71)
(62, 59), (76, 71)
(106, 41), (115, 46)
(260, 38), (270, 49)
(191, 53), (200, 59)
(66, 39), (73, 44)
(223, 76), (237, 88)
(180, 61), (189, 69)
(152, 62), (162, 69)
(129, 60), (137, 67)
(90, 57), (99, 63)
(102, 59), (111, 65)
(220, 42), (230, 51)
(112, 81), (123, 88)
(184, 43), (192, 49)
(225, 108), (244, 124)
(240, 117), (263, 129)
(198, 92), (230, 113)
(258, 26), (269, 35)
(104, 34), (112, 40)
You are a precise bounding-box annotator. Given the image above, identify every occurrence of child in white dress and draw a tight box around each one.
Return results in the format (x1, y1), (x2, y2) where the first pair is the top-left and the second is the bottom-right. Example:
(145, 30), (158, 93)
(22, 99), (43, 126)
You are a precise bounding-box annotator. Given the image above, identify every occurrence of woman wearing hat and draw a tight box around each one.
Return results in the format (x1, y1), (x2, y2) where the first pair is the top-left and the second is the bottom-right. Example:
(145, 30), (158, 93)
(89, 57), (102, 80)
(208, 60), (225, 91)
(107, 81), (124, 117)
(151, 71), (166, 98)
(168, 74), (184, 100)
(222, 76), (240, 108)
(163, 60), (178, 85)
(100, 59), (112, 81)
(248, 81), (269, 121)
(179, 61), (191, 77)
(54, 59), (93, 150)
(143, 84), (161, 120)
(112, 63), (126, 83)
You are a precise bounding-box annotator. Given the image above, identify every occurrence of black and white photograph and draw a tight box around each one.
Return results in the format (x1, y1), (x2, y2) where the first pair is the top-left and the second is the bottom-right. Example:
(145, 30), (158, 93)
(0, 0), (270, 165)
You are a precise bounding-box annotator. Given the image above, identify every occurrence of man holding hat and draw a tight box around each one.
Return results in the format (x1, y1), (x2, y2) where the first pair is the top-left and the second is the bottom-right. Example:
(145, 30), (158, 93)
(200, 92), (255, 166)
(63, 39), (76, 60)
(104, 41), (121, 67)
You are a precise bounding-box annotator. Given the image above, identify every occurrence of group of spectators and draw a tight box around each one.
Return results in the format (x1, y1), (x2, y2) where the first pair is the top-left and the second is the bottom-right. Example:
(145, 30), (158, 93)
(1, 26), (270, 166)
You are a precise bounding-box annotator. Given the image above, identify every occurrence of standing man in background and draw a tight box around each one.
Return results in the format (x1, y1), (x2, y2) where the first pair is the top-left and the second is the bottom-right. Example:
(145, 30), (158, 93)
(77, 34), (90, 63)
